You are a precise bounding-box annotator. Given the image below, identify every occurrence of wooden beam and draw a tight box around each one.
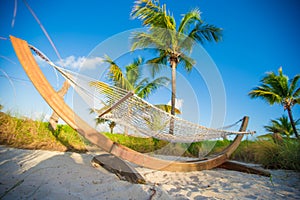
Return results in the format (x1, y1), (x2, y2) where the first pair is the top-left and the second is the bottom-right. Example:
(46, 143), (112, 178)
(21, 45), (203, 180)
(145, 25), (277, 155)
(219, 160), (271, 177)
(98, 91), (134, 118)
(91, 153), (146, 184)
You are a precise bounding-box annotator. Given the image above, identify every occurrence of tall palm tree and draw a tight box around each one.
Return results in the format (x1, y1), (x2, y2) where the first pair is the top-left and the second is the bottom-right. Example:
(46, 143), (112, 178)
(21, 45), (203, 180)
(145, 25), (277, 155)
(264, 115), (300, 138)
(249, 67), (300, 138)
(131, 0), (222, 116)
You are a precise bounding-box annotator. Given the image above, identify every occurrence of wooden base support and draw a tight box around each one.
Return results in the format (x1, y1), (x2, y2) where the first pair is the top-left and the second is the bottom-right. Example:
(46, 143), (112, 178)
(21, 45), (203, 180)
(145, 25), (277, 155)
(91, 154), (146, 184)
(219, 160), (271, 177)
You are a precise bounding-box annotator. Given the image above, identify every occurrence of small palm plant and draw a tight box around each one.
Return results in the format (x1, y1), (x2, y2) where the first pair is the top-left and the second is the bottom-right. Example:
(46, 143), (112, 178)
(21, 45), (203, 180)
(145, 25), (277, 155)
(249, 67), (300, 139)
(90, 110), (116, 134)
(263, 115), (300, 139)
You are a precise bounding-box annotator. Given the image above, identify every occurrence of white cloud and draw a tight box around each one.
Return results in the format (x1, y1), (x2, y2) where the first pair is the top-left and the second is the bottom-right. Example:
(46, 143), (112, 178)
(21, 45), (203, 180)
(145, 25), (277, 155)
(168, 98), (184, 111)
(33, 54), (103, 70)
(56, 56), (103, 70)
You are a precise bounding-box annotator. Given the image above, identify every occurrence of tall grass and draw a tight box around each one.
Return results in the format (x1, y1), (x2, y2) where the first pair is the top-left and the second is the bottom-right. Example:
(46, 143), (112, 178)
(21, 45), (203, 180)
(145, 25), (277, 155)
(252, 139), (300, 170)
(0, 112), (87, 152)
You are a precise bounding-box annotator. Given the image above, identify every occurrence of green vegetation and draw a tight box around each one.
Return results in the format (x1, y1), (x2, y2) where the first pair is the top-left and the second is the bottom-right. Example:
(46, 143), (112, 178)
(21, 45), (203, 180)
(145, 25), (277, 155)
(252, 139), (300, 170)
(103, 132), (169, 153)
(263, 115), (300, 140)
(0, 112), (87, 152)
(1, 112), (299, 171)
(102, 56), (169, 99)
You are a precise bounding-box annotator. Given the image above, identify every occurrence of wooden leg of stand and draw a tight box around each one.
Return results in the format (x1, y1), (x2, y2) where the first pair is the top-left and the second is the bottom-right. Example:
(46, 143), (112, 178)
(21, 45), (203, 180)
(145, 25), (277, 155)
(219, 160), (271, 177)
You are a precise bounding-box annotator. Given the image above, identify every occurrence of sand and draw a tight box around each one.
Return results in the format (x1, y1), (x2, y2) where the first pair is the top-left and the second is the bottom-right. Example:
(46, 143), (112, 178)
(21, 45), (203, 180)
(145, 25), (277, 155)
(0, 146), (299, 200)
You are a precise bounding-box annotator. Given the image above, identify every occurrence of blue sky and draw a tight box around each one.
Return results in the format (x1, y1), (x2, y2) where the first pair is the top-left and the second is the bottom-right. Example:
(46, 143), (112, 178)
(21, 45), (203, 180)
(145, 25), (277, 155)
(0, 0), (299, 137)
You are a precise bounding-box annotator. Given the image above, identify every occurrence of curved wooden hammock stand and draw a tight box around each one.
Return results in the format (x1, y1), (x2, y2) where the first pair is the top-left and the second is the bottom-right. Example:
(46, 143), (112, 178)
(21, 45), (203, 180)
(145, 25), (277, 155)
(11, 35), (260, 174)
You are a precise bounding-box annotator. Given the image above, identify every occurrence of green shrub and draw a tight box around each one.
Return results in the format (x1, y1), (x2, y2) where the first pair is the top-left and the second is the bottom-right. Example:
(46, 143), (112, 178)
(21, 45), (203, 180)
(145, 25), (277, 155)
(231, 140), (256, 163)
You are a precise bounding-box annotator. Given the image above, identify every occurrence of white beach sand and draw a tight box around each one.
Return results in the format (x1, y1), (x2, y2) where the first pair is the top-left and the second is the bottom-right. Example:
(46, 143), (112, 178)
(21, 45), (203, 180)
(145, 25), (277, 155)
(0, 146), (299, 200)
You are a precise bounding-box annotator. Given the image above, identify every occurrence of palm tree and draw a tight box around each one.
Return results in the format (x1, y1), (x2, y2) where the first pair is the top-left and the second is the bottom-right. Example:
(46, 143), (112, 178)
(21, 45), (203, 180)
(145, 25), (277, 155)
(104, 55), (169, 99)
(264, 115), (300, 138)
(104, 55), (182, 113)
(90, 109), (117, 134)
(249, 67), (300, 138)
(94, 55), (180, 134)
(131, 0), (222, 116)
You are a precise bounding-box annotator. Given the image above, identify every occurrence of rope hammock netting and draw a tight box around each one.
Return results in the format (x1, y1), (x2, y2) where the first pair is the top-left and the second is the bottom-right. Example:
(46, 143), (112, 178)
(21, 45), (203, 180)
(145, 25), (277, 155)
(29, 44), (253, 143)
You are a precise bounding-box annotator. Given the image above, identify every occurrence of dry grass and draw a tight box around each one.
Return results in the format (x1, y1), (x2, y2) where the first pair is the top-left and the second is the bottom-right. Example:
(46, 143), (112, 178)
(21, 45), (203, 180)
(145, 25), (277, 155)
(0, 112), (87, 152)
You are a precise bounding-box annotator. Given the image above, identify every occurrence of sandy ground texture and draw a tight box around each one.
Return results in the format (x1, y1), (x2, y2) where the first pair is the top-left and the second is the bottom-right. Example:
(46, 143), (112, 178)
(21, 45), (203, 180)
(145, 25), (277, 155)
(0, 146), (299, 200)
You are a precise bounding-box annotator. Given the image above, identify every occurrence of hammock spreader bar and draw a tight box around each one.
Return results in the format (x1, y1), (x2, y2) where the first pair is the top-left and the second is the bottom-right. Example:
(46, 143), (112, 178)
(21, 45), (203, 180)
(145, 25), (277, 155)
(99, 91), (134, 117)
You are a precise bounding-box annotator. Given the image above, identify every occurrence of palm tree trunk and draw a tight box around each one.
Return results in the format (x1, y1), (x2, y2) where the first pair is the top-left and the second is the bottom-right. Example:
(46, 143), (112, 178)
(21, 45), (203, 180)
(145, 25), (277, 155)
(287, 107), (299, 139)
(169, 59), (177, 134)
(171, 61), (176, 116)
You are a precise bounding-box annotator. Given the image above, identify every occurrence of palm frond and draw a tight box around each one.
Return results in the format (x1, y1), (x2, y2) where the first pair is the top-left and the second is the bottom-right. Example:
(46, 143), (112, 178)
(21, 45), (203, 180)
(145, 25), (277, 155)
(137, 76), (169, 99)
(290, 74), (300, 97)
(189, 23), (223, 44)
(131, 0), (161, 22)
(131, 31), (166, 51)
(248, 87), (282, 105)
(294, 97), (300, 105)
(134, 77), (149, 95)
(177, 32), (196, 53)
(126, 57), (144, 87)
(131, 0), (176, 30)
(146, 52), (168, 77)
(103, 55), (132, 91)
(178, 53), (195, 72)
(264, 115), (297, 137)
(178, 8), (201, 34)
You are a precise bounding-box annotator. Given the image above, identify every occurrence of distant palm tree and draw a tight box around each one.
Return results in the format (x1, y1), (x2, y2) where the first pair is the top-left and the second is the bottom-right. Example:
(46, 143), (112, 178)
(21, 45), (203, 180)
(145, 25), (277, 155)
(91, 55), (178, 134)
(264, 115), (300, 138)
(131, 0), (222, 116)
(249, 67), (300, 138)
(104, 55), (169, 99)
(0, 104), (3, 111)
(90, 109), (116, 134)
(103, 55), (181, 112)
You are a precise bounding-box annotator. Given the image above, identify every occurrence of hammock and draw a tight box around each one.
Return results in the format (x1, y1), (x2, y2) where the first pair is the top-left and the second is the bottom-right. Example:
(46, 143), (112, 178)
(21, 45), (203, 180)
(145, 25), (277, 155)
(29, 44), (252, 143)
(10, 35), (251, 172)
